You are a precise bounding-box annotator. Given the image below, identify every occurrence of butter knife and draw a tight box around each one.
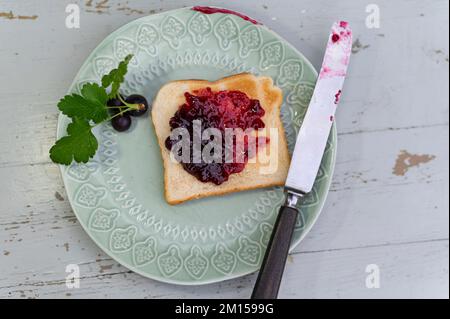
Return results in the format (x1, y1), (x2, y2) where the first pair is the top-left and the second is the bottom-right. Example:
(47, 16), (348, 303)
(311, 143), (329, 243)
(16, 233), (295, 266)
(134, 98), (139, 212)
(251, 21), (352, 299)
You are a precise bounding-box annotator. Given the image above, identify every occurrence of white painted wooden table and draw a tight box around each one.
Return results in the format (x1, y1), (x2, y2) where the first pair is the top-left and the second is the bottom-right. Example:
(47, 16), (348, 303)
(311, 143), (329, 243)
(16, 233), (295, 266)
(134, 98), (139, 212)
(0, 0), (448, 299)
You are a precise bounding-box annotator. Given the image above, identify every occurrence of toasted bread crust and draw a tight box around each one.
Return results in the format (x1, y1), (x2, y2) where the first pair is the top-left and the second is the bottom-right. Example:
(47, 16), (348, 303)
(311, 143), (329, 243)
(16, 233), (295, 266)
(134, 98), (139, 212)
(151, 73), (290, 205)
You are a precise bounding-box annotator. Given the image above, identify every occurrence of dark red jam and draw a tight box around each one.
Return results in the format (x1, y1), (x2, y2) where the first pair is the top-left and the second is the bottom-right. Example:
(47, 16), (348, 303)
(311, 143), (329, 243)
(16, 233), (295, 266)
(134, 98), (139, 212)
(192, 6), (261, 25)
(331, 33), (340, 43)
(165, 88), (268, 185)
(334, 89), (342, 104)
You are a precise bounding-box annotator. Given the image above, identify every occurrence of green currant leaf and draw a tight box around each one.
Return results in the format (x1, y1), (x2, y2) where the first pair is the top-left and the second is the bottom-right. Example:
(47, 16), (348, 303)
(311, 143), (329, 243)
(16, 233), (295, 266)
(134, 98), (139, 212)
(101, 54), (133, 98)
(57, 83), (109, 123)
(49, 118), (98, 165)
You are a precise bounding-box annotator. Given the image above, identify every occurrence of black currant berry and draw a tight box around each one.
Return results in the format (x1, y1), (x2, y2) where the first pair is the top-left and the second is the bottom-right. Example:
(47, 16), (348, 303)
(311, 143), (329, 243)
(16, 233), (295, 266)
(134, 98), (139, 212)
(125, 94), (149, 117)
(111, 114), (132, 132)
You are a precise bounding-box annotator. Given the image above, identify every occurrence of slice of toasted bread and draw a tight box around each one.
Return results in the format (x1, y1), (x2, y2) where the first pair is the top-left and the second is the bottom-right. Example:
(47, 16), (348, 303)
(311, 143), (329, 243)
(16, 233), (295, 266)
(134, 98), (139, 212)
(151, 73), (290, 205)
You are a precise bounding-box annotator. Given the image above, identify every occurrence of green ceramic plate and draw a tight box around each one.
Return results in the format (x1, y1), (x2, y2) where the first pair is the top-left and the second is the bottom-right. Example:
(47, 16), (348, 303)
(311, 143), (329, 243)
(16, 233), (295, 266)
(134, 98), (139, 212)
(57, 6), (336, 285)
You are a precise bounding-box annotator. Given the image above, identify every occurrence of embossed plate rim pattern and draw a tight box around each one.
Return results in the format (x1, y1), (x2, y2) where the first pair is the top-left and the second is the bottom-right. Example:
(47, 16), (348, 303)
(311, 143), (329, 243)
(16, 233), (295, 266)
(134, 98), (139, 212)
(56, 6), (337, 285)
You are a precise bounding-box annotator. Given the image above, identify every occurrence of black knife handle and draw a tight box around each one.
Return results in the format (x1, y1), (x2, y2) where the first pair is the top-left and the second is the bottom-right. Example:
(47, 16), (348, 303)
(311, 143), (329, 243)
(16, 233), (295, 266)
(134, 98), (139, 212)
(251, 205), (299, 299)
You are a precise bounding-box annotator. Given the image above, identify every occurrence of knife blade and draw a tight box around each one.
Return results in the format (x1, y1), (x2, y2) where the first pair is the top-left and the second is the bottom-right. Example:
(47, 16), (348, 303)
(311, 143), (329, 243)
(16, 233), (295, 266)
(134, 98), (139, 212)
(286, 21), (352, 193)
(251, 21), (352, 299)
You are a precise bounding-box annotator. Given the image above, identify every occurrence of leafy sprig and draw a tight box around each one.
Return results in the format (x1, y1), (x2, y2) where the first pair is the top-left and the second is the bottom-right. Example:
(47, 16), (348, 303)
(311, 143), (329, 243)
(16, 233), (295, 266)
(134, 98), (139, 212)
(50, 54), (144, 165)
(101, 54), (132, 99)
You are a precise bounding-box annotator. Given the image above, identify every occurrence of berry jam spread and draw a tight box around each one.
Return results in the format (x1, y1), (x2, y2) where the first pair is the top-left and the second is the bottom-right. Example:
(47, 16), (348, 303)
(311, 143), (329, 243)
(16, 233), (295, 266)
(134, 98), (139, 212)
(165, 88), (268, 185)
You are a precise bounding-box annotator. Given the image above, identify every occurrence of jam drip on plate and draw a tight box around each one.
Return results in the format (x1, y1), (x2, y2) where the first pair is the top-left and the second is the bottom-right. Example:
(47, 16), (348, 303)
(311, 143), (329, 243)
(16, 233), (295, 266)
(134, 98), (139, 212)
(165, 88), (268, 185)
(191, 6), (261, 25)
